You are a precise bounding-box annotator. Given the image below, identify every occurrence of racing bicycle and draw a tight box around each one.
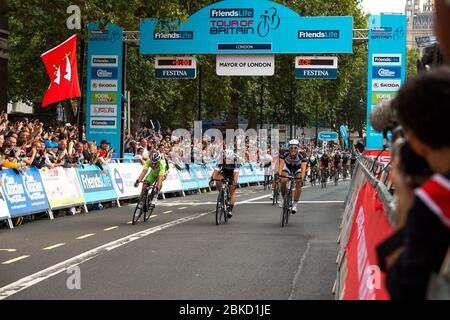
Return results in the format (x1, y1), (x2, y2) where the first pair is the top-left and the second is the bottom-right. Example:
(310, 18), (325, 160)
(280, 175), (302, 228)
(272, 174), (280, 206)
(214, 177), (233, 225)
(132, 180), (158, 225)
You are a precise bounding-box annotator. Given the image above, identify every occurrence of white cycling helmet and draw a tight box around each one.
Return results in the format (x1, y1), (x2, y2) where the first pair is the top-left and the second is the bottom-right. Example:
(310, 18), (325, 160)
(288, 139), (300, 148)
(151, 152), (162, 164)
(310, 156), (316, 162)
(224, 149), (234, 158)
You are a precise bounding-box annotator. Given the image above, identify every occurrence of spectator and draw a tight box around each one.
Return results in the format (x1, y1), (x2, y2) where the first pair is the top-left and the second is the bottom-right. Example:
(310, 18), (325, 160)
(134, 147), (146, 165)
(378, 67), (450, 300)
(139, 138), (150, 160)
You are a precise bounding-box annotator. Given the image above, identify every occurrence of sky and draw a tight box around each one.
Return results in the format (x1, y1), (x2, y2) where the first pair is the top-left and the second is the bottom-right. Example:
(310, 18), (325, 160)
(360, 0), (407, 15)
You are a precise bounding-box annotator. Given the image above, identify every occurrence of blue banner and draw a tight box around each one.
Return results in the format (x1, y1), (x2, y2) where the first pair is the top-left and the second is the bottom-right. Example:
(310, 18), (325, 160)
(76, 165), (118, 204)
(140, 0), (353, 55)
(190, 164), (210, 188)
(319, 132), (338, 141)
(340, 125), (349, 149)
(177, 165), (199, 190)
(1, 168), (50, 217)
(366, 15), (407, 150)
(86, 23), (124, 154)
(295, 68), (337, 79)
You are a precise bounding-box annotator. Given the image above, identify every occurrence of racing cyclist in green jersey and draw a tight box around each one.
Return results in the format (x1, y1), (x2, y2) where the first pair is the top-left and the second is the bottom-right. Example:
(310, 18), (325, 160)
(134, 152), (168, 207)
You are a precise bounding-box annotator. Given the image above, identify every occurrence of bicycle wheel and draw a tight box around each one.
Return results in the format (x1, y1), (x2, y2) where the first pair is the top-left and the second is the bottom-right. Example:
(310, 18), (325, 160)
(223, 189), (229, 223)
(215, 190), (224, 225)
(132, 195), (146, 225)
(273, 184), (279, 206)
(144, 188), (156, 222)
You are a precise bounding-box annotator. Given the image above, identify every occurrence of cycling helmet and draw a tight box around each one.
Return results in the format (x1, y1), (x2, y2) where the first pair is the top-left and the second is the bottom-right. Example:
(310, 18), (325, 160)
(224, 149), (234, 158)
(151, 152), (162, 164)
(288, 139), (300, 148)
(310, 156), (316, 162)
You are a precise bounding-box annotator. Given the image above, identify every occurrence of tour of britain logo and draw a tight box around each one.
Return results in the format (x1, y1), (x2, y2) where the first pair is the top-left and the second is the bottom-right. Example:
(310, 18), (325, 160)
(257, 7), (280, 37)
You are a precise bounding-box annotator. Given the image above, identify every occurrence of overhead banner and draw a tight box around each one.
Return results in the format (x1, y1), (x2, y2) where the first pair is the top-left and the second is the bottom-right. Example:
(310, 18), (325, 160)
(216, 55), (275, 76)
(39, 167), (85, 209)
(86, 23), (124, 154)
(1, 168), (50, 217)
(108, 163), (141, 199)
(344, 182), (394, 300)
(0, 184), (10, 220)
(76, 165), (118, 204)
(366, 15), (406, 150)
(140, 0), (353, 55)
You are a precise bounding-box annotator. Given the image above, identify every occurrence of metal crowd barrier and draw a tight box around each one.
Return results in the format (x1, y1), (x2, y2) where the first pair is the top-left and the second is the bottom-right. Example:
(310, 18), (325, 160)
(335, 155), (449, 300)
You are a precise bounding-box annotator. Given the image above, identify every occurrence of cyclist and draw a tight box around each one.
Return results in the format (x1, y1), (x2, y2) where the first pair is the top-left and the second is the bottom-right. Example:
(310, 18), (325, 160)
(308, 152), (319, 184)
(278, 139), (307, 214)
(209, 149), (241, 219)
(270, 145), (287, 200)
(350, 152), (357, 177)
(134, 152), (168, 207)
(341, 151), (350, 179)
(332, 151), (342, 181)
(320, 151), (331, 181)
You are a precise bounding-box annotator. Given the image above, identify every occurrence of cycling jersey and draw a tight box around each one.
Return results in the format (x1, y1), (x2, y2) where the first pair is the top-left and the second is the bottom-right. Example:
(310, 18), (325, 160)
(280, 149), (307, 175)
(309, 157), (318, 167)
(333, 154), (342, 165)
(320, 156), (330, 167)
(214, 153), (242, 184)
(342, 155), (350, 164)
(143, 159), (168, 184)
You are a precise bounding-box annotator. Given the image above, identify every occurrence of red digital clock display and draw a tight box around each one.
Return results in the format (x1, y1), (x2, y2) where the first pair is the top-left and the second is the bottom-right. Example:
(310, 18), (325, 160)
(298, 59), (335, 66)
(157, 59), (193, 66)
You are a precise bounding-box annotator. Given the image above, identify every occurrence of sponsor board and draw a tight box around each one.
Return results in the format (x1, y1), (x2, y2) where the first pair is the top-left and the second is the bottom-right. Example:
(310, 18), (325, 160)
(372, 66), (401, 79)
(108, 163), (141, 199)
(161, 164), (183, 193)
(153, 31), (194, 40)
(155, 68), (197, 79)
(0, 182), (10, 220)
(90, 118), (117, 129)
(319, 131), (338, 141)
(90, 105), (117, 117)
(39, 167), (85, 209)
(372, 79), (401, 92)
(91, 80), (118, 92)
(216, 54), (275, 76)
(90, 92), (117, 104)
(76, 165), (118, 203)
(296, 68), (337, 79)
(91, 67), (118, 79)
(91, 55), (119, 67)
(372, 54), (402, 66)
(1, 168), (49, 217)
(371, 92), (396, 105)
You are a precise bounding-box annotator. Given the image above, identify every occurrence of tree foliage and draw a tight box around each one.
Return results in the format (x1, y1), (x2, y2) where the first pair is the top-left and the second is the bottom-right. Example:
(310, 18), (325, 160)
(8, 0), (372, 136)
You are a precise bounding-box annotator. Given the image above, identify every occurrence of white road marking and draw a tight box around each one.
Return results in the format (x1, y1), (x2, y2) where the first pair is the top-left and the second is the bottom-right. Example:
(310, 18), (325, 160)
(178, 207), (188, 210)
(76, 234), (95, 240)
(0, 211), (212, 300)
(43, 243), (65, 251)
(0, 249), (17, 252)
(2, 256), (30, 265)
(104, 226), (119, 231)
(163, 210), (173, 214)
(127, 221), (132, 225)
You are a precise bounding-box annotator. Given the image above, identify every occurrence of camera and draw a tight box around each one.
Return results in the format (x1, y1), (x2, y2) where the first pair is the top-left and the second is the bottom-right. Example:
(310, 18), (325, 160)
(370, 100), (433, 187)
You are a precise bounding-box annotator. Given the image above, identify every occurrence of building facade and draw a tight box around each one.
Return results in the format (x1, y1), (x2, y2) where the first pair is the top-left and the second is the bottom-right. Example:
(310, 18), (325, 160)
(405, 0), (435, 49)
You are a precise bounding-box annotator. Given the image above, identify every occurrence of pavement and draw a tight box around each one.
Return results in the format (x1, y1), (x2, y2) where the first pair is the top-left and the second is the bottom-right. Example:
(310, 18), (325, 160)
(0, 179), (351, 300)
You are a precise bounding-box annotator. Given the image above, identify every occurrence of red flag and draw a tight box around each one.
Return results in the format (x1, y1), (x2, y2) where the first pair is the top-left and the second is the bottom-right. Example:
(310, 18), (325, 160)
(41, 35), (81, 107)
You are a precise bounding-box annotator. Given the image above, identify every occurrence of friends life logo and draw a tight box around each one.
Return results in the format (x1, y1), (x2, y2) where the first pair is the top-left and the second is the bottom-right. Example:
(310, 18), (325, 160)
(209, 7), (280, 37)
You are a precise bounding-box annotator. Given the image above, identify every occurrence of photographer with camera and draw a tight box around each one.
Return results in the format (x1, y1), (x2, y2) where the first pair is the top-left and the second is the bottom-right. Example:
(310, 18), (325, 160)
(375, 66), (450, 300)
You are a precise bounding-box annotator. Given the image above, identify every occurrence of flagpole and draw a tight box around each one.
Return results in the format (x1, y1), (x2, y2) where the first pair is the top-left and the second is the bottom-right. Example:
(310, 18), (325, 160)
(77, 21), (86, 143)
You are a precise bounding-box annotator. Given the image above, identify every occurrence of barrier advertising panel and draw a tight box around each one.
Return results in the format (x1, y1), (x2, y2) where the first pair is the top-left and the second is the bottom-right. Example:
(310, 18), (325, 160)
(191, 164), (210, 189)
(161, 164), (183, 193)
(0, 186), (10, 220)
(76, 165), (118, 204)
(108, 163), (141, 199)
(1, 168), (49, 217)
(344, 181), (394, 300)
(39, 167), (85, 209)
(177, 165), (199, 190)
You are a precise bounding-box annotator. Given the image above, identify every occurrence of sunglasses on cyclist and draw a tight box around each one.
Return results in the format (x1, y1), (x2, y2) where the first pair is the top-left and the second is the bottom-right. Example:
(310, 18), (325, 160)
(289, 146), (298, 150)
